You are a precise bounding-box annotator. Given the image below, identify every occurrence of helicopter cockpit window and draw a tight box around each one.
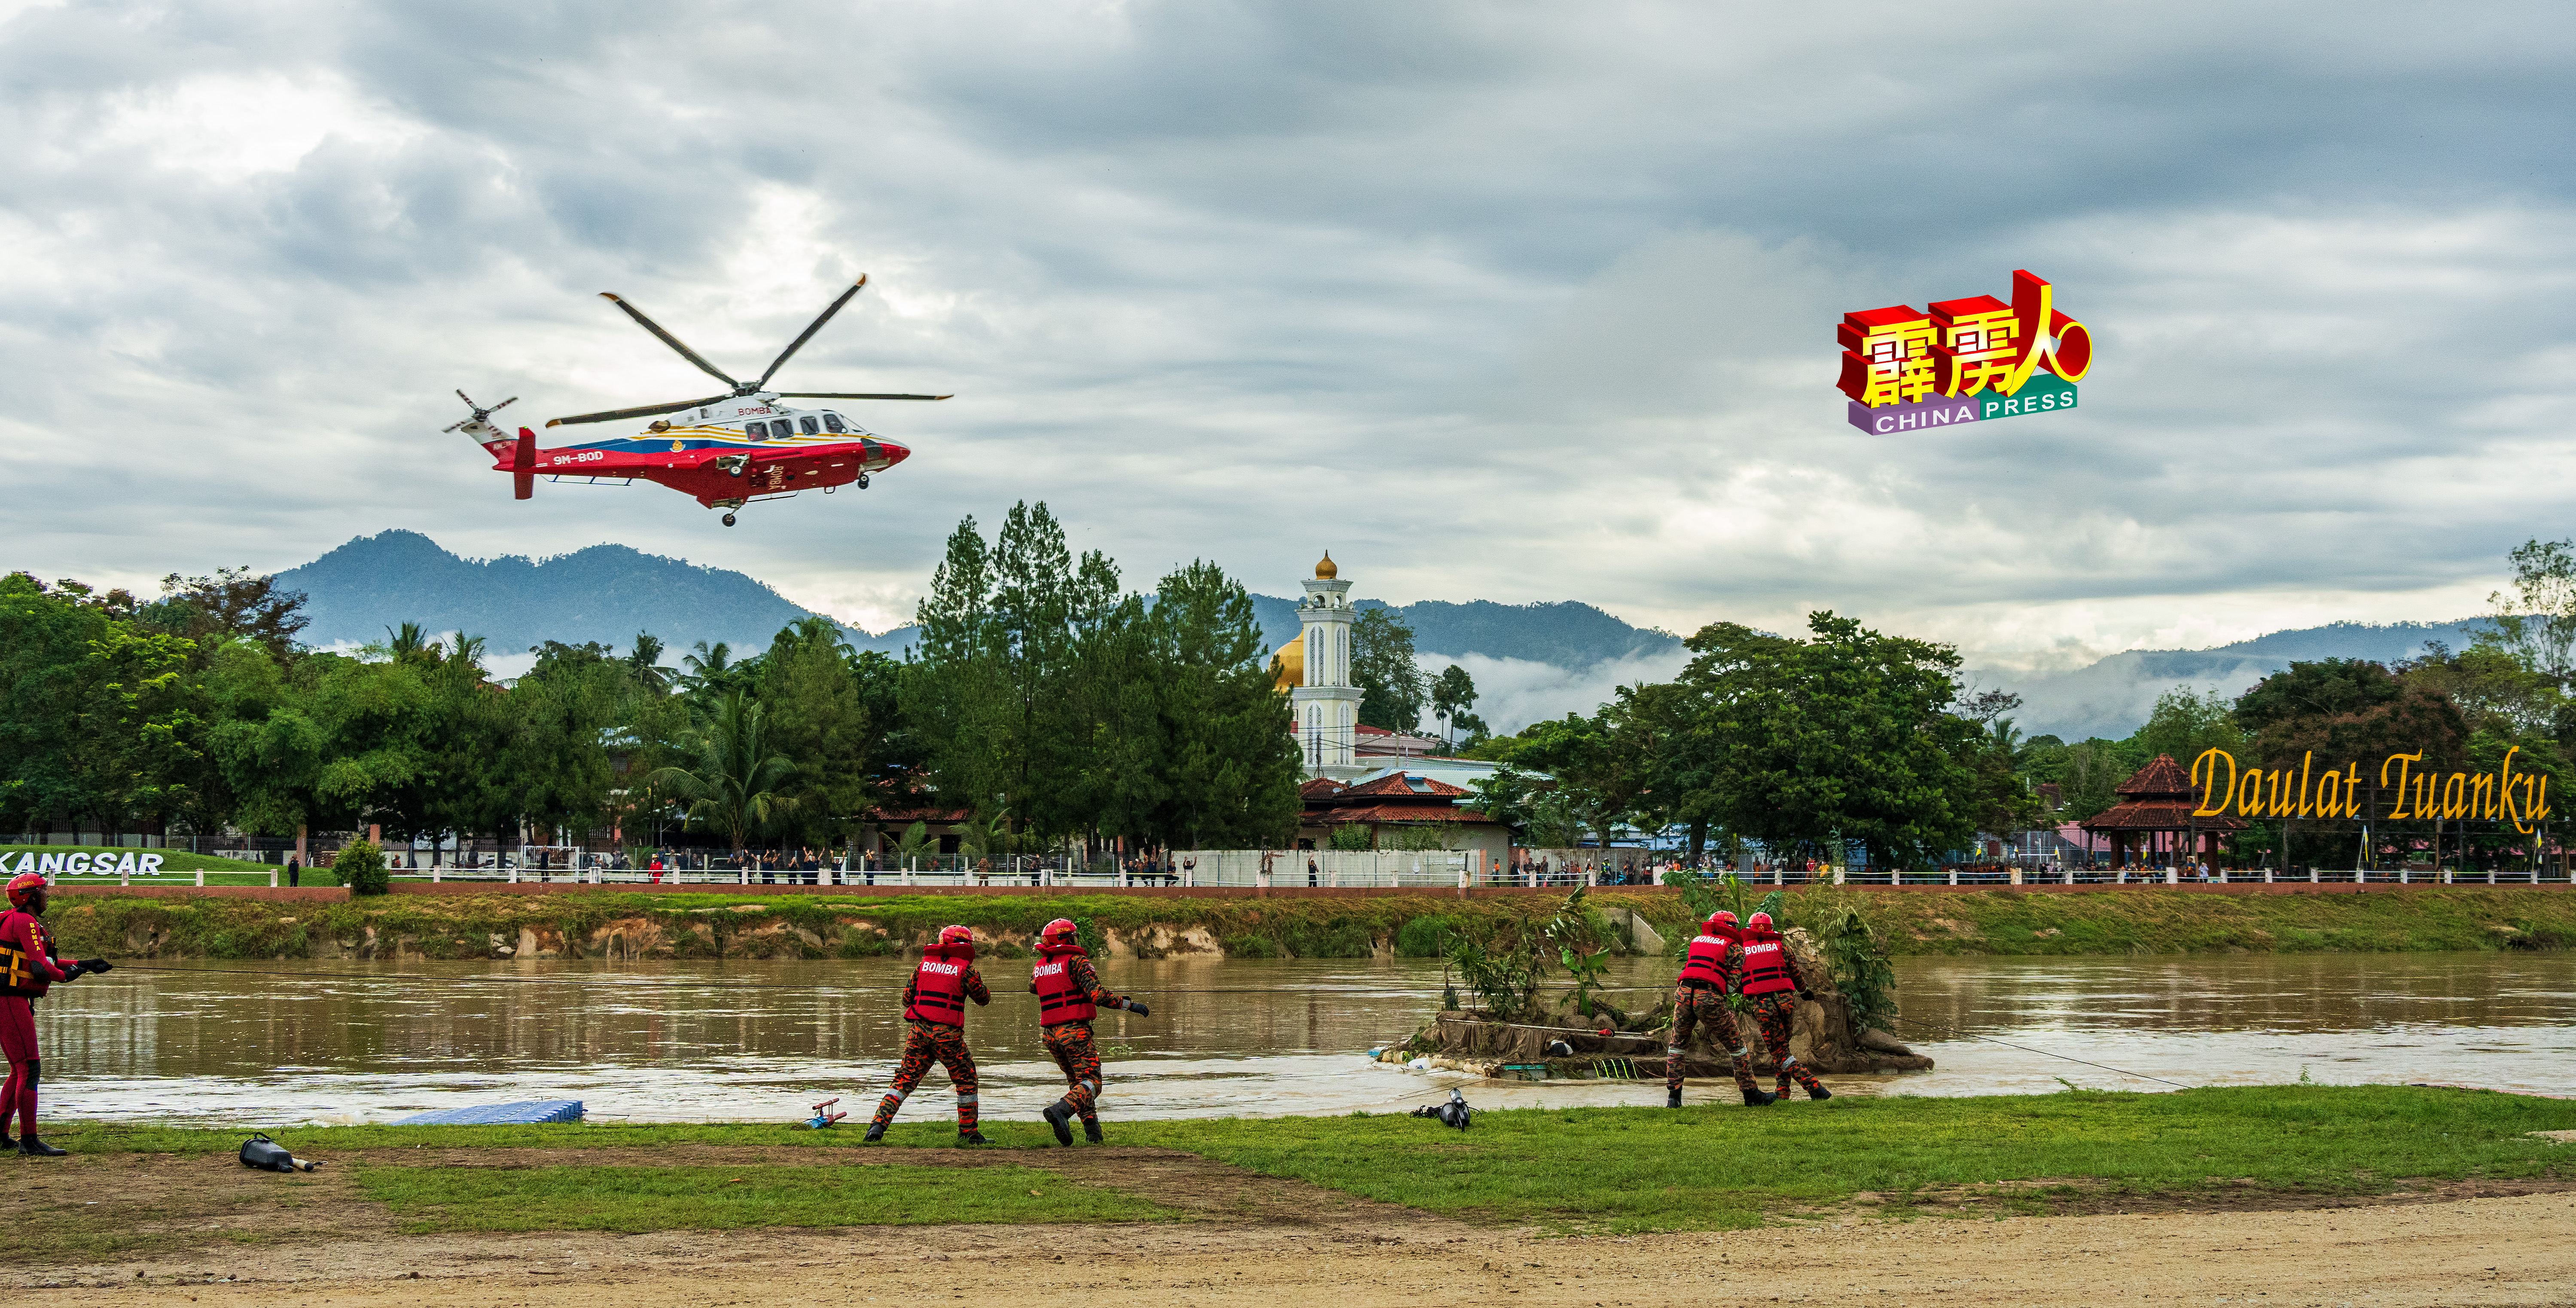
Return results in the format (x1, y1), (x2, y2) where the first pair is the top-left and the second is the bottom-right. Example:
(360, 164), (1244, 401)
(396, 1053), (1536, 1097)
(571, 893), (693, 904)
(799, 416), (820, 435)
(821, 412), (847, 434)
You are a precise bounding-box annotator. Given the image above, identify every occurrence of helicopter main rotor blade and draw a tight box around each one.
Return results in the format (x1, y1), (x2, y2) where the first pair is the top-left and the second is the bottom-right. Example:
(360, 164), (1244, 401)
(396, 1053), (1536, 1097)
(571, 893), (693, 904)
(755, 275), (867, 389)
(544, 392), (736, 428)
(778, 391), (954, 401)
(599, 293), (741, 389)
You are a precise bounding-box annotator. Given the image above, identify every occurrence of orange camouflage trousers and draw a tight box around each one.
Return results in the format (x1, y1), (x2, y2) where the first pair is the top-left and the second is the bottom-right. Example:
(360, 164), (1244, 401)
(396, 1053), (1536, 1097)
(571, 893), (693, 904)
(1043, 1021), (1104, 1122)
(1665, 985), (1761, 1096)
(870, 1020), (980, 1133)
(1747, 991), (1826, 1095)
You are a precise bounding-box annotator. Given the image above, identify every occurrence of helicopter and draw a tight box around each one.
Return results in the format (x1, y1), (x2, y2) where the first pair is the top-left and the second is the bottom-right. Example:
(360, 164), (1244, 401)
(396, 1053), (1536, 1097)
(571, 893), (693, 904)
(454, 275), (947, 526)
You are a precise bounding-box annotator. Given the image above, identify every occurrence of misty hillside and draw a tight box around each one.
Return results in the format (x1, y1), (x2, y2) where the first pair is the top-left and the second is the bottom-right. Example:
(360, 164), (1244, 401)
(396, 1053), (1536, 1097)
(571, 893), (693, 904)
(276, 534), (1680, 681)
(1990, 619), (2492, 742)
(1247, 595), (1680, 662)
(278, 531), (904, 657)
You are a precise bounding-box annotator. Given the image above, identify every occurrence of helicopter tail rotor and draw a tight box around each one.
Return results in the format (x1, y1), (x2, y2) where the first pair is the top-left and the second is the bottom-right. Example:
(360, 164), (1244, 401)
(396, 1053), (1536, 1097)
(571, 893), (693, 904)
(443, 390), (518, 433)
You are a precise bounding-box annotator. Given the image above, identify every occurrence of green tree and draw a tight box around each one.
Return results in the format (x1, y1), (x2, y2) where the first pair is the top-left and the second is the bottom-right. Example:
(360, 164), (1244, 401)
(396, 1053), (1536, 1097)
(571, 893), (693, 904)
(0, 575), (213, 841)
(498, 641), (631, 846)
(1430, 664), (1478, 747)
(152, 566), (310, 660)
(1129, 560), (1303, 849)
(2478, 538), (2576, 688)
(1680, 612), (1983, 871)
(649, 690), (800, 852)
(625, 633), (677, 697)
(329, 837), (390, 895)
(906, 504), (1118, 843)
(756, 617), (878, 848)
(1352, 607), (1427, 731)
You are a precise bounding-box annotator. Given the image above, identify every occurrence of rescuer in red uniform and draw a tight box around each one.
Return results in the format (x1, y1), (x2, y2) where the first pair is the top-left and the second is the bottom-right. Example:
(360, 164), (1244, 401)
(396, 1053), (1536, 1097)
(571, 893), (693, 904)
(1028, 918), (1149, 1145)
(1735, 911), (1830, 1100)
(1667, 909), (1774, 1108)
(866, 925), (992, 1144)
(0, 873), (110, 1155)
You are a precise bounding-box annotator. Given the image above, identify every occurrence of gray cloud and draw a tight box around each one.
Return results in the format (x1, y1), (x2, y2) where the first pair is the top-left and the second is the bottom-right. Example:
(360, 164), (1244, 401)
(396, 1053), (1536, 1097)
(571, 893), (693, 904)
(2, 0), (2570, 666)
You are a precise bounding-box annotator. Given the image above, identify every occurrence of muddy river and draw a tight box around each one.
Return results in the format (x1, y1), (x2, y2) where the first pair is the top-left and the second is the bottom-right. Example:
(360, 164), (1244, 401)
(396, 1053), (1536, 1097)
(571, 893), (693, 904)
(31, 952), (2575, 1126)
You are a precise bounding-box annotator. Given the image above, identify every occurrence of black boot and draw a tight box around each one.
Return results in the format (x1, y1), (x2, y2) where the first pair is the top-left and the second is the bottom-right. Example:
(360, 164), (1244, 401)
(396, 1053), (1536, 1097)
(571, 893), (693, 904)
(958, 1129), (989, 1145)
(1082, 1120), (1104, 1144)
(1666, 1086), (1683, 1108)
(1043, 1099), (1076, 1147)
(1740, 1085), (1776, 1107)
(1806, 1083), (1833, 1100)
(862, 1122), (886, 1143)
(17, 1136), (65, 1157)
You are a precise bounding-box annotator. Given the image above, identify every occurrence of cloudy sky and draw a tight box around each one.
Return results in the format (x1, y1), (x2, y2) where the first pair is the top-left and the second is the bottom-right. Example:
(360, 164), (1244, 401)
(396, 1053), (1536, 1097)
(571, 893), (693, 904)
(3, 0), (2570, 675)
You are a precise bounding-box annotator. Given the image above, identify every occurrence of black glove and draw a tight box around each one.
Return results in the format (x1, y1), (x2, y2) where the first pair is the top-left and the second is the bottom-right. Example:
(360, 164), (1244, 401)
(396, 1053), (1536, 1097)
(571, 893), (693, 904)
(79, 959), (111, 974)
(1126, 1001), (1150, 1018)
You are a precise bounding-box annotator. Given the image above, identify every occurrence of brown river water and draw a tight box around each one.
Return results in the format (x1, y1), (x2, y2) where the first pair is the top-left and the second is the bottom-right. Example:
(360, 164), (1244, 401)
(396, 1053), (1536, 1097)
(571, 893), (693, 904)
(30, 952), (2576, 1126)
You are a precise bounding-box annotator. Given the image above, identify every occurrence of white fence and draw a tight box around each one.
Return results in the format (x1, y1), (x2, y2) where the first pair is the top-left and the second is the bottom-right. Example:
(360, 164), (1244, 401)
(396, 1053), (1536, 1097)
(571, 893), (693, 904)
(1176, 849), (1470, 888)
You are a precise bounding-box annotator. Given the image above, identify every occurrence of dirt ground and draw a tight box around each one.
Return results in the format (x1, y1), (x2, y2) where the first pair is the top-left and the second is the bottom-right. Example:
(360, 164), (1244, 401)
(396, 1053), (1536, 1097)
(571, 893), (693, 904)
(6, 1147), (2573, 1307)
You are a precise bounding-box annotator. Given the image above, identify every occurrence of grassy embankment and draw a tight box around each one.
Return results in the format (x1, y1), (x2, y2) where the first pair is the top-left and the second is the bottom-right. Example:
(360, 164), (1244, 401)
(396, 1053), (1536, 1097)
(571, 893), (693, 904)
(37, 881), (2576, 962)
(34, 1086), (2576, 1245)
(0, 845), (286, 885)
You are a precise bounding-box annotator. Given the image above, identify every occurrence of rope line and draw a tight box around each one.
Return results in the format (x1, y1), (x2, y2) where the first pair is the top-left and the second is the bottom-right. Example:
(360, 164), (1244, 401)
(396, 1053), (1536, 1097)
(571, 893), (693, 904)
(1886, 1013), (2194, 1090)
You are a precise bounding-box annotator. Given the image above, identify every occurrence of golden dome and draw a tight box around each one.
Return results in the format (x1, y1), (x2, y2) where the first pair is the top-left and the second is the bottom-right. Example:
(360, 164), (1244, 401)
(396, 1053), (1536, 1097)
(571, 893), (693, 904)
(1315, 550), (1338, 579)
(1271, 635), (1304, 694)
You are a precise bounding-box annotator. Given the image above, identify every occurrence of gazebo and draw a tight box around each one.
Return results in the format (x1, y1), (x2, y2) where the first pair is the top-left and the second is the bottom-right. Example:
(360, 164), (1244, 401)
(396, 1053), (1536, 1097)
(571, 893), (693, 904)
(2078, 754), (2245, 870)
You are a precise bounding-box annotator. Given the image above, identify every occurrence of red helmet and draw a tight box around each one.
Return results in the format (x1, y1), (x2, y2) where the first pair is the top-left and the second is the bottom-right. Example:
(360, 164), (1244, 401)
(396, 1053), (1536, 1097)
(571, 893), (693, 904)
(937, 925), (974, 948)
(1039, 918), (1079, 947)
(1747, 911), (1774, 931)
(5, 872), (45, 910)
(1703, 909), (1738, 934)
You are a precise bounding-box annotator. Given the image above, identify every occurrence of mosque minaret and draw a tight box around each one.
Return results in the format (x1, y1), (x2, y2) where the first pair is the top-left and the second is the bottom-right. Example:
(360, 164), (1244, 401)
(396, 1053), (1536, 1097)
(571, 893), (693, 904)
(1288, 551), (1369, 782)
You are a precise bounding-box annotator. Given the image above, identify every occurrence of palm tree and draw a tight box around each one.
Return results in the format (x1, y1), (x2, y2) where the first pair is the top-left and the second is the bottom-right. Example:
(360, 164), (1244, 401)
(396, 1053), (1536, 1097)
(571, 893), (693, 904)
(626, 632), (676, 696)
(682, 640), (733, 695)
(957, 810), (1015, 861)
(646, 691), (799, 853)
(893, 820), (936, 862)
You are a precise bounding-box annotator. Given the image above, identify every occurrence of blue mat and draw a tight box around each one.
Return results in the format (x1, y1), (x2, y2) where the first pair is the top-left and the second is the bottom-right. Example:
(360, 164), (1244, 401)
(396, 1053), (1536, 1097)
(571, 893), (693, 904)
(391, 1099), (584, 1126)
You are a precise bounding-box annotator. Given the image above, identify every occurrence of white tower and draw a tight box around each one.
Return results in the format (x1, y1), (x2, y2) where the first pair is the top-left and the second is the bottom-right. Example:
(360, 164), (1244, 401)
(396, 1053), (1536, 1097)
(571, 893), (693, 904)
(1292, 551), (1369, 783)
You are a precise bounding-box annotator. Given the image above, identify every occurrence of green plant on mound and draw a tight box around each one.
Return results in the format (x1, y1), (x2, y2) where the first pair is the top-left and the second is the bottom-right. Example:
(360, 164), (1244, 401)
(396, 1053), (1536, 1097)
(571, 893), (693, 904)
(1279, 919), (1376, 958)
(1393, 914), (1455, 958)
(1817, 906), (1898, 1032)
(327, 839), (389, 894)
(835, 928), (899, 958)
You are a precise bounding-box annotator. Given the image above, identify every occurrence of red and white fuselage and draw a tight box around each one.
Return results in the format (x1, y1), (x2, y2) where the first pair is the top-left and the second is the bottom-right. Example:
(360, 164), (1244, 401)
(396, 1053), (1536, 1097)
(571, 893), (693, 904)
(465, 394), (910, 509)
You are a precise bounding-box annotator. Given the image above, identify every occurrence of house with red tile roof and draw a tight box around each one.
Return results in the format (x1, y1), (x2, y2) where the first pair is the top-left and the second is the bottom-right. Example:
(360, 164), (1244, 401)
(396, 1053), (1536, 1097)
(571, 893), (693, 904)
(1298, 770), (1512, 869)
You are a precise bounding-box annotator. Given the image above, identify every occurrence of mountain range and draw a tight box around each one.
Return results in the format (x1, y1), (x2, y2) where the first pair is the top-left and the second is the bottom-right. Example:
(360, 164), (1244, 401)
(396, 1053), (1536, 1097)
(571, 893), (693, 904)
(278, 532), (1682, 674)
(277, 532), (2494, 738)
(1982, 620), (2491, 742)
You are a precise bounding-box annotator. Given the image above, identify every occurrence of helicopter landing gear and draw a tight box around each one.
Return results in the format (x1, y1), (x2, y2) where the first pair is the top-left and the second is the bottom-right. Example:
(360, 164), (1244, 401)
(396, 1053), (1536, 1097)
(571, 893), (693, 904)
(722, 512), (738, 527)
(857, 472), (871, 490)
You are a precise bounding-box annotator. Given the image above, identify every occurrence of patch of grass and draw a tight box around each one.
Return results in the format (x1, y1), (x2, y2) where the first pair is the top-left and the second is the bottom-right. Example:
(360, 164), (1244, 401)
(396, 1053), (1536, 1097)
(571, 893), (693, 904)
(51, 1087), (2576, 1235)
(1118, 1084), (2574, 1233)
(353, 1162), (1172, 1233)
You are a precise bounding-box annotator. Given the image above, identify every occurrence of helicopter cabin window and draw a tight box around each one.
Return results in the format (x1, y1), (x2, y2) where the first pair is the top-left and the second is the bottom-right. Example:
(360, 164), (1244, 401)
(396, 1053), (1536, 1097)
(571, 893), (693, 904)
(799, 416), (820, 435)
(821, 412), (847, 433)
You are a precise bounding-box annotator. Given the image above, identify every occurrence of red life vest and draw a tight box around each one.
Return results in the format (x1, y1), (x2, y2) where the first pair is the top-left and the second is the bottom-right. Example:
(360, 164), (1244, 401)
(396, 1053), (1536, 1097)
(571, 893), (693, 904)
(904, 944), (975, 1025)
(1737, 928), (1796, 997)
(1677, 934), (1730, 991)
(1031, 944), (1096, 1025)
(0, 912), (60, 998)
